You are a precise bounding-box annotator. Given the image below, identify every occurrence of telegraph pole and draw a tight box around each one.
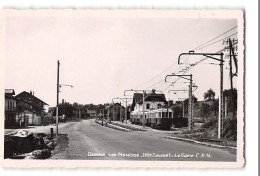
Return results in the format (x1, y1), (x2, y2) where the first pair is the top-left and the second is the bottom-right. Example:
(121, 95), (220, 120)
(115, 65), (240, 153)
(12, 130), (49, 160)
(56, 60), (60, 139)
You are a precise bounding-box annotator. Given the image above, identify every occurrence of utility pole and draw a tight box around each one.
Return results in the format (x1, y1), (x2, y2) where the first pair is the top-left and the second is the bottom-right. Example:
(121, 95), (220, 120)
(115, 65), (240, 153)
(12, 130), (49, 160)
(119, 102), (122, 122)
(189, 76), (193, 131)
(113, 102), (115, 121)
(165, 74), (193, 131)
(183, 101), (185, 118)
(107, 105), (110, 121)
(228, 38), (238, 119)
(178, 51), (224, 139)
(225, 96), (227, 119)
(142, 90), (145, 127)
(219, 54), (224, 138)
(56, 60), (60, 139)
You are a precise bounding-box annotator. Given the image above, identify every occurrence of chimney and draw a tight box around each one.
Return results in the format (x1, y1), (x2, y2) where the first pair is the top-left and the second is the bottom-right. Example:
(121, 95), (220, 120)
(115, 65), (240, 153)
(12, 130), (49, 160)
(152, 89), (156, 93)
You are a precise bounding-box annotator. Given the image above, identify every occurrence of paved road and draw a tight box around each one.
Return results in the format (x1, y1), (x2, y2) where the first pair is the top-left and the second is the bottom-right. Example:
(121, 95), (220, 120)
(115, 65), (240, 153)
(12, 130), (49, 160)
(49, 119), (236, 161)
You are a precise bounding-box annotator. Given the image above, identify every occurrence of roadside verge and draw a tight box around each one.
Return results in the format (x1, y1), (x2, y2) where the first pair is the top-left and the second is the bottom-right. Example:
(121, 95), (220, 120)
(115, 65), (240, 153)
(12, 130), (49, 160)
(95, 119), (131, 132)
(165, 136), (237, 150)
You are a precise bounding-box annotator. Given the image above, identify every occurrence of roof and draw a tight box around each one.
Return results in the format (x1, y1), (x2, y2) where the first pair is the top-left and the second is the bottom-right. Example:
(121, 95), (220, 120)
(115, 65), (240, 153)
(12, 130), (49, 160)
(110, 103), (125, 108)
(131, 92), (167, 110)
(15, 91), (48, 106)
(5, 89), (15, 95)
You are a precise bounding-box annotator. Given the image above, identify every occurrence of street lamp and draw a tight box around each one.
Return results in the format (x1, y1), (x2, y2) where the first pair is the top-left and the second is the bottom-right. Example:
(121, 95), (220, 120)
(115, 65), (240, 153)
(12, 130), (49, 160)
(55, 60), (73, 139)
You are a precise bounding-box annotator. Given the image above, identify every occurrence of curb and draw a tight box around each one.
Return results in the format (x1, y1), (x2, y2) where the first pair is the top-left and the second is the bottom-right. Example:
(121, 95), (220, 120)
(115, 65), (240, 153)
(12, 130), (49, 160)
(165, 136), (237, 150)
(95, 120), (131, 132)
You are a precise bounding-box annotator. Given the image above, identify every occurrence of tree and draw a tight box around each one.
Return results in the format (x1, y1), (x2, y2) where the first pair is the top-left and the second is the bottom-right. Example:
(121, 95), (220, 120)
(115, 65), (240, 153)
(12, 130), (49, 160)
(212, 98), (219, 116)
(173, 106), (182, 118)
(201, 103), (210, 122)
(183, 95), (198, 115)
(223, 88), (237, 116)
(204, 88), (216, 101)
(59, 102), (74, 119)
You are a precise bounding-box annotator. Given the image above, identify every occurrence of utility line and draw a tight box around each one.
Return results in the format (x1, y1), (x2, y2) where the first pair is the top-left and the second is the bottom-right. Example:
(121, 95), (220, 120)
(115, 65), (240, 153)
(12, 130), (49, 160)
(134, 61), (178, 89)
(199, 32), (238, 50)
(193, 26), (237, 50)
(134, 27), (238, 93)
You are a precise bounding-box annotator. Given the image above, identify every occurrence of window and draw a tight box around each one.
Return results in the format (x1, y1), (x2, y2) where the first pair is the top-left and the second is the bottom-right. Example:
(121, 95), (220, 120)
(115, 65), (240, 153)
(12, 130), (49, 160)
(158, 104), (162, 109)
(146, 103), (150, 110)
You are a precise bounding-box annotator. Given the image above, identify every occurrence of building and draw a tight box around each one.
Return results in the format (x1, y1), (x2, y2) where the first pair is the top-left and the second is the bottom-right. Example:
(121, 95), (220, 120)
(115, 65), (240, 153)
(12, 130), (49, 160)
(87, 109), (97, 118)
(5, 89), (17, 127)
(15, 91), (48, 126)
(109, 103), (126, 121)
(131, 89), (167, 113)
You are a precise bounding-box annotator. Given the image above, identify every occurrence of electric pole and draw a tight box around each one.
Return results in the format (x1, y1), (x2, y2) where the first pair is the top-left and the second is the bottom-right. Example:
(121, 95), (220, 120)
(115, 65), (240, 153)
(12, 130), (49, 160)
(178, 51), (224, 139)
(228, 38), (238, 119)
(165, 74), (193, 131)
(56, 60), (60, 139)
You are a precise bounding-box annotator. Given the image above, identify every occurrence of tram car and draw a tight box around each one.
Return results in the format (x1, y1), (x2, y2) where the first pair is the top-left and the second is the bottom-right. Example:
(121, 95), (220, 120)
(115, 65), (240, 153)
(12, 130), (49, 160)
(130, 108), (173, 130)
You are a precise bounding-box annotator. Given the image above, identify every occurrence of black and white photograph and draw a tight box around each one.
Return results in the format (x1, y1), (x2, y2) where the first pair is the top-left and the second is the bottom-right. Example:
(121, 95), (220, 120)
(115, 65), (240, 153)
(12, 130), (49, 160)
(1, 9), (245, 168)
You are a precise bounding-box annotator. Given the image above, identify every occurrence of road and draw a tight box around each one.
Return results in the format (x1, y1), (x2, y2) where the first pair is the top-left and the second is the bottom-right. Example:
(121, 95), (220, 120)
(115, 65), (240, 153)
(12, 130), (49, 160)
(48, 119), (236, 161)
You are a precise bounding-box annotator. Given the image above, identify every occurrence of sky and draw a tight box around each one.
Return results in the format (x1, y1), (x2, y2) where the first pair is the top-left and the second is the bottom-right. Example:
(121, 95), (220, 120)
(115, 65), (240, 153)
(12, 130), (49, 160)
(4, 10), (239, 107)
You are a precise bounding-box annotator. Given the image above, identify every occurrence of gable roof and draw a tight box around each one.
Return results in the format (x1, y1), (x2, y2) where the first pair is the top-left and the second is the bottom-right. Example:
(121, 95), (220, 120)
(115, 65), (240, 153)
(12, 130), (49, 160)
(131, 92), (167, 110)
(110, 103), (125, 108)
(15, 91), (48, 106)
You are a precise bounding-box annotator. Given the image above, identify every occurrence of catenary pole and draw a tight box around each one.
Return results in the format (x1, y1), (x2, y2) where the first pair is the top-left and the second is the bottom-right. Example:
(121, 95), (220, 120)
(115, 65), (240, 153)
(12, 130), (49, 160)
(56, 60), (60, 139)
(178, 52), (224, 138)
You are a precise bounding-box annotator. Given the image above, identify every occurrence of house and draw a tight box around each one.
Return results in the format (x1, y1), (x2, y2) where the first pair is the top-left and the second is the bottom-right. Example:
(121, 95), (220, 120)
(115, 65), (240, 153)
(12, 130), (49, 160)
(5, 89), (17, 127)
(131, 89), (167, 113)
(109, 103), (126, 121)
(15, 91), (48, 126)
(87, 109), (97, 118)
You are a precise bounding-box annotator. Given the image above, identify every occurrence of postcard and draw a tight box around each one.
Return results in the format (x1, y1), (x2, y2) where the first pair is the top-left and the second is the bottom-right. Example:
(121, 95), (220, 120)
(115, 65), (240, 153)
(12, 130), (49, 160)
(0, 9), (244, 168)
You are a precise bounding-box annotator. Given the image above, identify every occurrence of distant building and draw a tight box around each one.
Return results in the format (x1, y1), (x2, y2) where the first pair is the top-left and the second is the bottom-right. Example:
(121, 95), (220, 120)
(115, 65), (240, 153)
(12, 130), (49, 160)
(15, 91), (48, 126)
(109, 103), (125, 121)
(5, 89), (17, 127)
(87, 109), (97, 118)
